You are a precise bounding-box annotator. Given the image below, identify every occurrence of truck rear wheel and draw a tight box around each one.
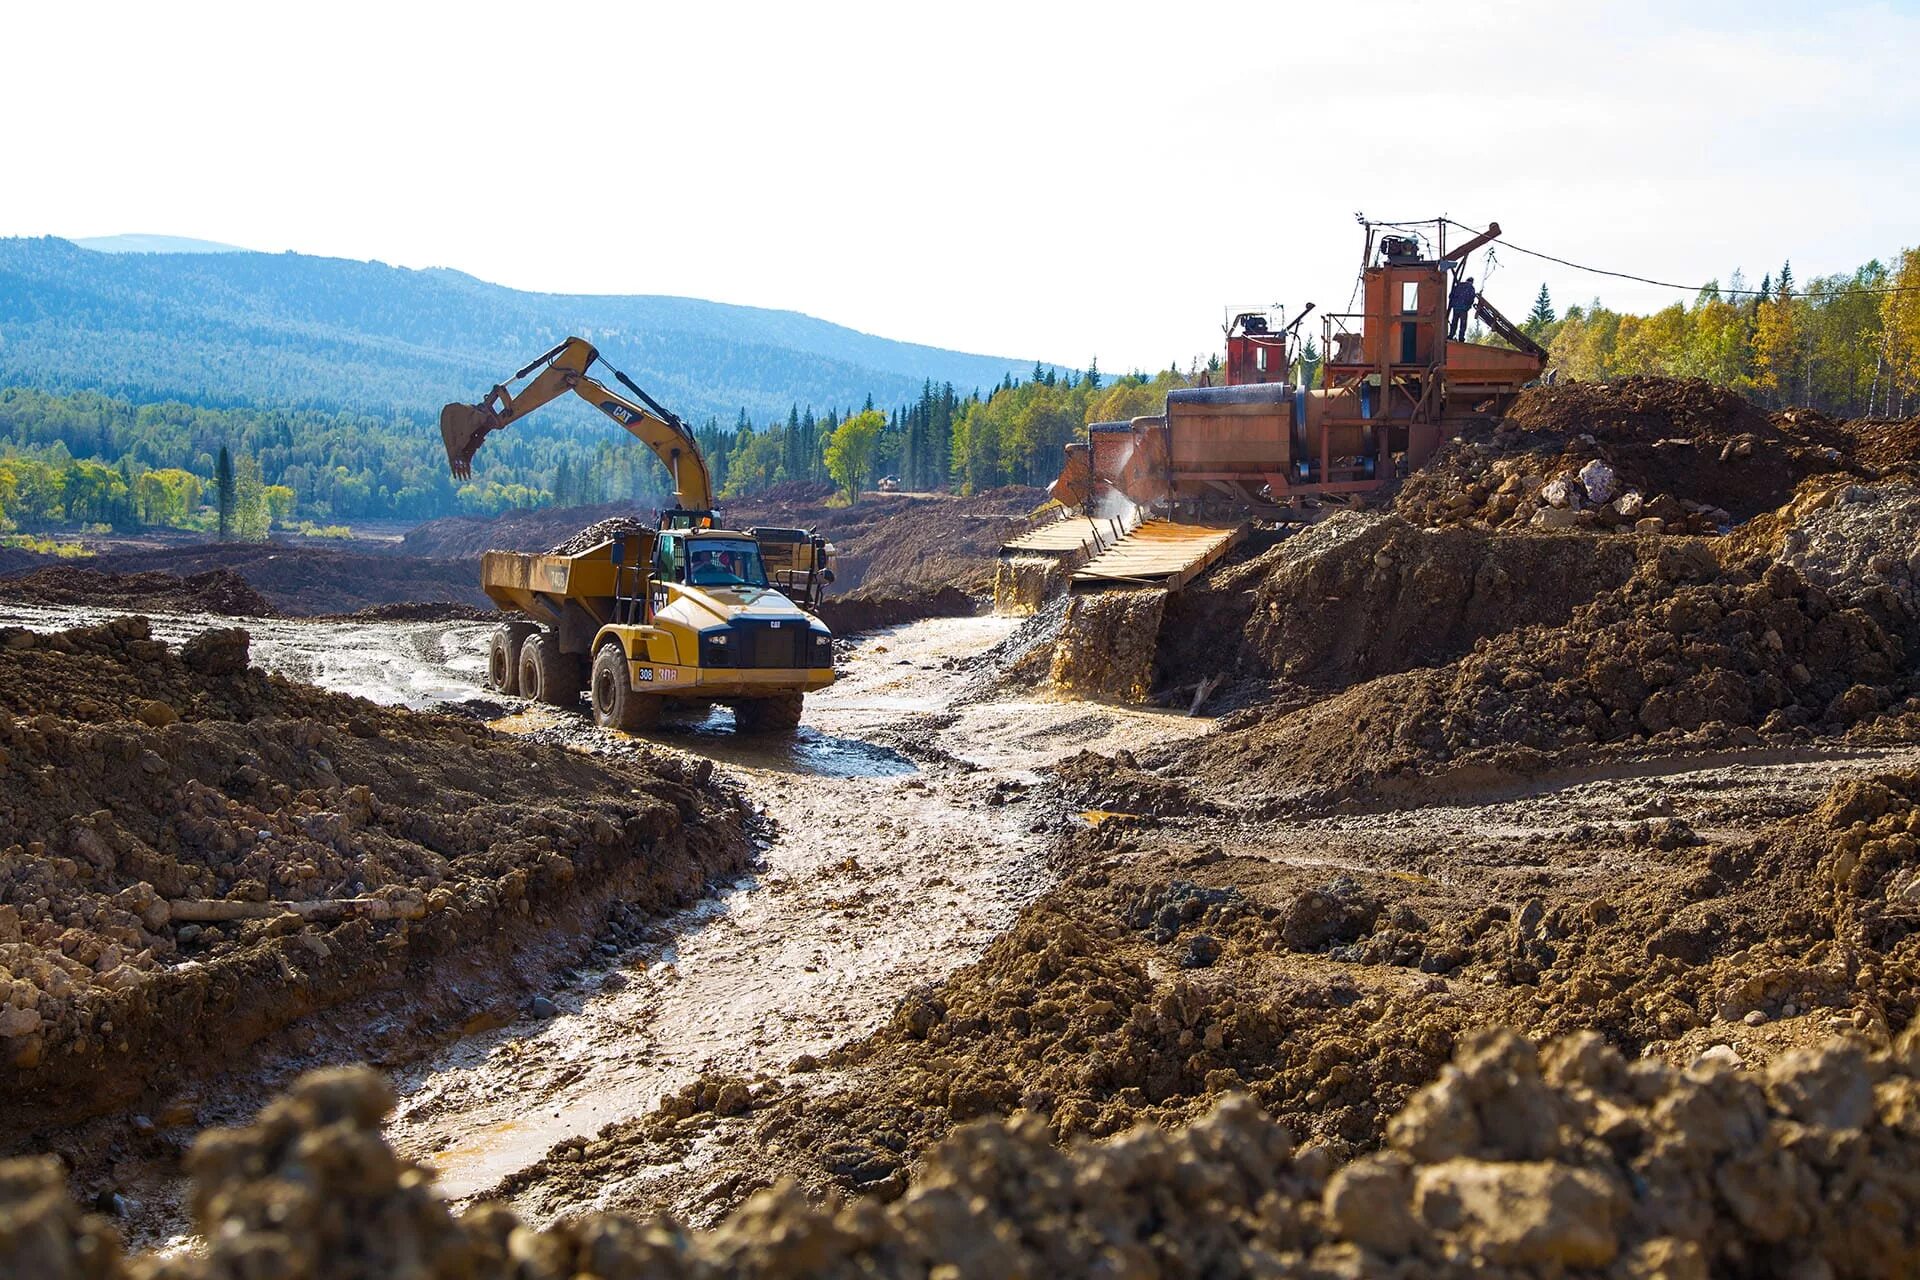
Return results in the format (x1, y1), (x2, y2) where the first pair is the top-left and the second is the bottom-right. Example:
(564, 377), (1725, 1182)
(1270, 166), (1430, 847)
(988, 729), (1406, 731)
(518, 632), (581, 707)
(488, 621), (539, 694)
(591, 643), (660, 732)
(733, 692), (804, 734)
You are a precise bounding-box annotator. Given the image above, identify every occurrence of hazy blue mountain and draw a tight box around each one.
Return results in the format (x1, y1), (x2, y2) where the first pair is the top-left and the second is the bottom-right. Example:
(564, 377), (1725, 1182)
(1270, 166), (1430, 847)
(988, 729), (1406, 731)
(73, 234), (252, 254)
(0, 237), (1055, 424)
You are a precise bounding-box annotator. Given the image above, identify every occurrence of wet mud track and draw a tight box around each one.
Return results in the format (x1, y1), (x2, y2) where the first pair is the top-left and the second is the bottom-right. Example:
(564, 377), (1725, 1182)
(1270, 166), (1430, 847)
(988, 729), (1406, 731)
(383, 615), (1214, 1217)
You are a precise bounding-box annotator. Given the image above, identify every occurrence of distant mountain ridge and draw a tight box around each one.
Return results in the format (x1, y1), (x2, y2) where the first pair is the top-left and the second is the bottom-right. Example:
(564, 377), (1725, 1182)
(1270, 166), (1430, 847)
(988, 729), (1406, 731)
(0, 236), (1056, 423)
(73, 234), (251, 254)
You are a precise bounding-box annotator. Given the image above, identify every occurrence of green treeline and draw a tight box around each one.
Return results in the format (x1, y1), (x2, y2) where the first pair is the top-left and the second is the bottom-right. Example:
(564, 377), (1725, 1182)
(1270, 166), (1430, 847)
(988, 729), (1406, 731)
(689, 364), (1196, 499)
(1526, 246), (1920, 416)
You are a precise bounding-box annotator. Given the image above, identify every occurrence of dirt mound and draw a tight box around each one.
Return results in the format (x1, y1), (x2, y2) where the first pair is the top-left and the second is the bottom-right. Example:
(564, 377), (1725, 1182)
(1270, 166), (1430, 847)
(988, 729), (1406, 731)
(15, 1017), (1920, 1277)
(1842, 415), (1920, 474)
(0, 567), (274, 617)
(1395, 376), (1857, 534)
(1175, 535), (1920, 809)
(54, 544), (490, 616)
(1162, 515), (1655, 696)
(546, 516), (654, 557)
(0, 619), (750, 1133)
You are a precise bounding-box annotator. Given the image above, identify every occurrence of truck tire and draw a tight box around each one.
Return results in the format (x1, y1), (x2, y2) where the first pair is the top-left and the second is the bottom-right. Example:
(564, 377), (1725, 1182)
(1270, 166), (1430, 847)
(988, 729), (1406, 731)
(518, 632), (581, 707)
(733, 692), (804, 734)
(488, 621), (540, 694)
(591, 643), (660, 732)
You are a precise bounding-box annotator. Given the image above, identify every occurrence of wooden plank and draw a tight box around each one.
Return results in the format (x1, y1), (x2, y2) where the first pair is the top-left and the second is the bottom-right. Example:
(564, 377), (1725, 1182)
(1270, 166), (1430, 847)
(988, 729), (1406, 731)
(1071, 521), (1246, 592)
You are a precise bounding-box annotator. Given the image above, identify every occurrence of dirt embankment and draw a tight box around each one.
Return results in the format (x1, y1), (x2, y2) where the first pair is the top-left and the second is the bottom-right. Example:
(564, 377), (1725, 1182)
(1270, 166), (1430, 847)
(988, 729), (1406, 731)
(1172, 486), (1920, 812)
(0, 543), (488, 617)
(12, 1012), (1920, 1277)
(0, 619), (752, 1139)
(0, 568), (273, 617)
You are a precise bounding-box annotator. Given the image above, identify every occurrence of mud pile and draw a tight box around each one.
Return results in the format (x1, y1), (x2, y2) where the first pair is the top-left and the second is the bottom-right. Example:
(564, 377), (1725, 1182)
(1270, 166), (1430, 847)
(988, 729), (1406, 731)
(1162, 515), (1655, 695)
(574, 746), (1920, 1237)
(1177, 532), (1920, 808)
(0, 568), (272, 617)
(0, 619), (750, 1131)
(997, 516), (1657, 710)
(1395, 376), (1857, 534)
(13, 1021), (1920, 1277)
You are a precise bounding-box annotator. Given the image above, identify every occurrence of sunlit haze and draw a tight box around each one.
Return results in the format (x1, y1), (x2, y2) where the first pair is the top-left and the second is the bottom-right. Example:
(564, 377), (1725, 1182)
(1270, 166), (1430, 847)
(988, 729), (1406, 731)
(7, 0), (1917, 371)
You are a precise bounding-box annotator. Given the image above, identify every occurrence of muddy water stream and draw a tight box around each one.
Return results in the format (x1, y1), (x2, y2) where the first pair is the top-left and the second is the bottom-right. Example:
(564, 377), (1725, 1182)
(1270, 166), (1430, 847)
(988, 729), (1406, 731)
(0, 601), (1213, 1230)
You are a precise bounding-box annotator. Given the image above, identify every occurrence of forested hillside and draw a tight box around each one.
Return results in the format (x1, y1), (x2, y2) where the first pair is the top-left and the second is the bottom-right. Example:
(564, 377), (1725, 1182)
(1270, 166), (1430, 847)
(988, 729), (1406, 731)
(0, 237), (1051, 423)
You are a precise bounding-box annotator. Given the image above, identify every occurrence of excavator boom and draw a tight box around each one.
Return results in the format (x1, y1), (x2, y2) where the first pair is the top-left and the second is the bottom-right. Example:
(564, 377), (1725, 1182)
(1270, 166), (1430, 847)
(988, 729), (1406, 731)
(440, 337), (715, 511)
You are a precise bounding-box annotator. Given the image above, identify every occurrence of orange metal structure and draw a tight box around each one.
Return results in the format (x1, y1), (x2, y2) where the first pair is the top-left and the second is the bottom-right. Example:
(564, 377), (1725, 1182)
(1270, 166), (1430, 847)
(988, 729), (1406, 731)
(1050, 219), (1546, 518)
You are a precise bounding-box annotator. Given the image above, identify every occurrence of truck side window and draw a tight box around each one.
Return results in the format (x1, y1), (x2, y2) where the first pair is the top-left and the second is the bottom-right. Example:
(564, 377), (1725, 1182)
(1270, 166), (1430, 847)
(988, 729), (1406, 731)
(654, 536), (686, 583)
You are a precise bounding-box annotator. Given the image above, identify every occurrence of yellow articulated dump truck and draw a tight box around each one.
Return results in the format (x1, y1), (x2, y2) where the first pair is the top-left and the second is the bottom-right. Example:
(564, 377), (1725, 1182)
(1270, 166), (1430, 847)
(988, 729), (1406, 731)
(441, 337), (837, 733)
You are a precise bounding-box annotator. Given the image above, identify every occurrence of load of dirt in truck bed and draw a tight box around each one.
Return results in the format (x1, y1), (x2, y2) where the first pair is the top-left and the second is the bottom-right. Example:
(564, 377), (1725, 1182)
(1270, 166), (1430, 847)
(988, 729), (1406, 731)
(0, 567), (273, 617)
(406, 488), (1044, 600)
(1393, 375), (1864, 535)
(0, 618), (750, 1137)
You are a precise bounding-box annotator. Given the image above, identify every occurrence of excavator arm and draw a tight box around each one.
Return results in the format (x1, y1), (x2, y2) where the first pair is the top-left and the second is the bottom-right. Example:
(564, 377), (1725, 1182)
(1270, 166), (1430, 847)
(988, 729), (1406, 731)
(440, 337), (715, 512)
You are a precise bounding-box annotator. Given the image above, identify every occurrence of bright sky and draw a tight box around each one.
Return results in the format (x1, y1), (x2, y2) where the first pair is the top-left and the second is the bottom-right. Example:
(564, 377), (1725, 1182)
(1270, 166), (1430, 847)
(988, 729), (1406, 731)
(6, 0), (1917, 372)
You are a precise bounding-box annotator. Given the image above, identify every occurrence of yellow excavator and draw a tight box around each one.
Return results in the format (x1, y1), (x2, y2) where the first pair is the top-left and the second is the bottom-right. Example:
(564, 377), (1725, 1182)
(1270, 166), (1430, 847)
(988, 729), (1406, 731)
(440, 337), (837, 733)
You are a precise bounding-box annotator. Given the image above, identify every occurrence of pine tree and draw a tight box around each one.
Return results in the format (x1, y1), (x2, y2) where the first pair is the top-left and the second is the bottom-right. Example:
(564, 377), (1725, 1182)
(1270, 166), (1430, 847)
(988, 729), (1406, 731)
(1778, 261), (1795, 299)
(215, 445), (235, 540)
(1525, 285), (1556, 333)
(1085, 357), (1101, 391)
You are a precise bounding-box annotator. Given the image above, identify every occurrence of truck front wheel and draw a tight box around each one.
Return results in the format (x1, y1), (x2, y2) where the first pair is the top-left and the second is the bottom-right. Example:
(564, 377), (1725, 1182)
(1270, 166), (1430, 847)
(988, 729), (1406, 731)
(591, 644), (660, 732)
(733, 692), (804, 733)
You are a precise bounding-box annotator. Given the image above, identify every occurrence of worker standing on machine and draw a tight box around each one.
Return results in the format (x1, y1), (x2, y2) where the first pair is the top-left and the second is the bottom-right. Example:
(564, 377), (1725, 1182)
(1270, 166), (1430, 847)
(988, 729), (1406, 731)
(1447, 275), (1476, 340)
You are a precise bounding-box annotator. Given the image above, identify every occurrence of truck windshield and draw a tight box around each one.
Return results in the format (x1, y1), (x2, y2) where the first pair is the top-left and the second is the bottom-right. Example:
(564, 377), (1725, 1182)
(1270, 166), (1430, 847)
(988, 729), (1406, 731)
(685, 538), (768, 588)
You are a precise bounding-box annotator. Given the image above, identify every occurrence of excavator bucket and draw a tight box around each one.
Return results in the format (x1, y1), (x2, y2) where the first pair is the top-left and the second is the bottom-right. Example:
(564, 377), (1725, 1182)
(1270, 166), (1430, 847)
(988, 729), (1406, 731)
(440, 402), (497, 480)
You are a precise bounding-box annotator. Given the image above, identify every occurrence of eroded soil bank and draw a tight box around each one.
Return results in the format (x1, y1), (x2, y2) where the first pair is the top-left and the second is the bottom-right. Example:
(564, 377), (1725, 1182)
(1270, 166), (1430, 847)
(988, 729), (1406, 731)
(0, 614), (753, 1246)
